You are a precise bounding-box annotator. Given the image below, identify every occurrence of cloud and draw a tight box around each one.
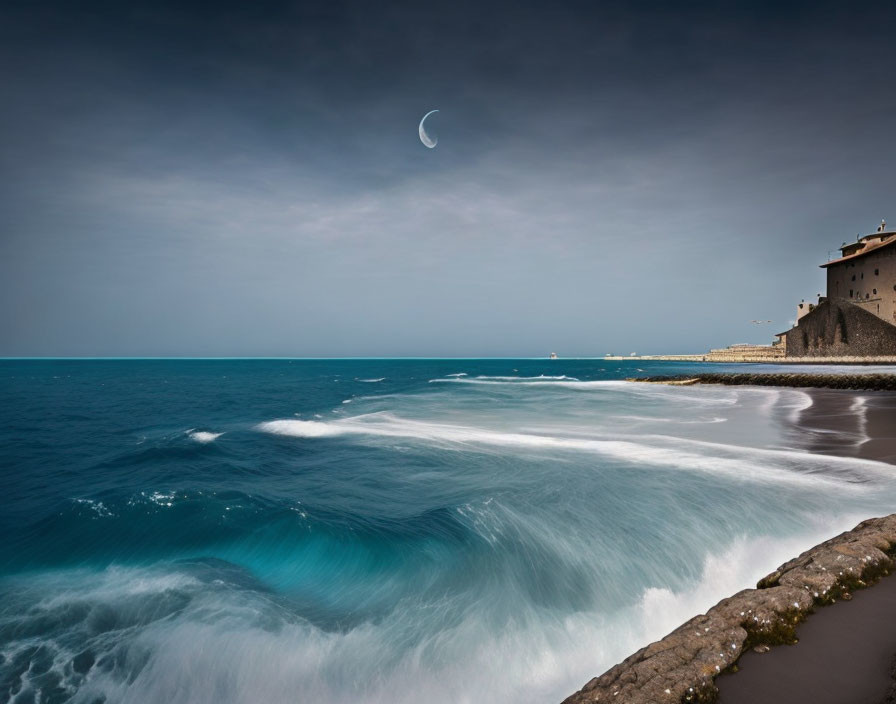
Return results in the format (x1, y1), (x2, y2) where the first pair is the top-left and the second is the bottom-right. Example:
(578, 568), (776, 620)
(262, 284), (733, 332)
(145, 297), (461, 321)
(2, 0), (895, 354)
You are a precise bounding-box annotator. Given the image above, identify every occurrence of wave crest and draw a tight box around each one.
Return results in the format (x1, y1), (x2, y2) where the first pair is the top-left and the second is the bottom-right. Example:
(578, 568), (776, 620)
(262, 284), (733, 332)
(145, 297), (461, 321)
(255, 413), (886, 488)
(188, 430), (224, 443)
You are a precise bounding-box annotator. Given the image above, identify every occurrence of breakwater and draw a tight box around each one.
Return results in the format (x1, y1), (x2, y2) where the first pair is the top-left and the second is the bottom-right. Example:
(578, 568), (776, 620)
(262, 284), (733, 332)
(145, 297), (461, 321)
(630, 373), (896, 391)
(604, 355), (896, 364)
(562, 515), (896, 704)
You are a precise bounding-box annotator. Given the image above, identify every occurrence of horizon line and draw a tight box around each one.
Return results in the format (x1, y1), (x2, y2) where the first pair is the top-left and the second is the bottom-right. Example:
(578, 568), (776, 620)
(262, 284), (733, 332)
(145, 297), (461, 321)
(0, 356), (697, 361)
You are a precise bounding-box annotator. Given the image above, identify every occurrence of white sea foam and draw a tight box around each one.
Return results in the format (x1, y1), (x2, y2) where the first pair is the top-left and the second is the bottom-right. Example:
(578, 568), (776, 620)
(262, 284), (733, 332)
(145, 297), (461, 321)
(617, 414), (729, 425)
(73, 498), (114, 517)
(357, 378), (385, 382)
(429, 377), (742, 406)
(631, 518), (869, 645)
(433, 374), (584, 385)
(189, 430), (224, 443)
(29, 569), (203, 621)
(851, 396), (870, 447)
(643, 432), (892, 481)
(474, 375), (581, 381)
(257, 413), (886, 488)
(259, 419), (347, 438)
(787, 389), (814, 423)
(147, 491), (175, 507)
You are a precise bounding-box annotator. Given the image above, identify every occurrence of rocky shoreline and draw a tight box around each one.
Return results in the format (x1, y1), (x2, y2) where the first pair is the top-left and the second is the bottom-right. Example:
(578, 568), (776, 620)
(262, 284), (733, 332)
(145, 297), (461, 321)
(562, 514), (896, 704)
(630, 373), (896, 391)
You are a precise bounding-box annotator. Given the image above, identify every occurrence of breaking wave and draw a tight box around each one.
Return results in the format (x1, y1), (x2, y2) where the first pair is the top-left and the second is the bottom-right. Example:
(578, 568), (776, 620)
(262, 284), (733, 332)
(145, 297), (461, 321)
(188, 429), (224, 443)
(257, 413), (888, 489)
(0, 518), (865, 704)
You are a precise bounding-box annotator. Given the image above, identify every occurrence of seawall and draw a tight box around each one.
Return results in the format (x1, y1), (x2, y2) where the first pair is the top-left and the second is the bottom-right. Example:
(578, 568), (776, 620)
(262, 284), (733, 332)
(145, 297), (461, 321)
(603, 355), (896, 364)
(630, 373), (896, 391)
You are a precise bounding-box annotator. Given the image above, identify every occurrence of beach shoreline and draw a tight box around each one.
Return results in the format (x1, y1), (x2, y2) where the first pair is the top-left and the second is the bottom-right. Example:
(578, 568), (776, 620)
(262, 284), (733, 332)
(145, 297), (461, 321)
(630, 371), (896, 391)
(563, 380), (896, 704)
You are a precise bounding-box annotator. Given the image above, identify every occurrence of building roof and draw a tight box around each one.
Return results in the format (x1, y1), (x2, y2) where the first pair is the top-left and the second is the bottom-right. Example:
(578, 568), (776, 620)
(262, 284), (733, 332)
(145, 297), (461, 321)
(820, 231), (896, 268)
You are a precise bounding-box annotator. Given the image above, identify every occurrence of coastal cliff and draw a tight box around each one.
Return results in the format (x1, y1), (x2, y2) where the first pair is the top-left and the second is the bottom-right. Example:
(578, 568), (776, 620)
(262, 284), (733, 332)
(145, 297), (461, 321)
(562, 514), (896, 704)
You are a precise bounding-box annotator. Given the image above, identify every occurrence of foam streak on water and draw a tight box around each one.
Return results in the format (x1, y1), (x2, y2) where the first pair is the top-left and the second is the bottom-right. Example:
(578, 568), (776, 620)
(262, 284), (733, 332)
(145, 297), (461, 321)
(1, 359), (894, 704)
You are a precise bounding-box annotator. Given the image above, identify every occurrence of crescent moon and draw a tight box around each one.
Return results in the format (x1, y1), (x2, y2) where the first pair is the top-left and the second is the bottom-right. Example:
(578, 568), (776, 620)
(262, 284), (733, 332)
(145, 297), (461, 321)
(418, 109), (439, 148)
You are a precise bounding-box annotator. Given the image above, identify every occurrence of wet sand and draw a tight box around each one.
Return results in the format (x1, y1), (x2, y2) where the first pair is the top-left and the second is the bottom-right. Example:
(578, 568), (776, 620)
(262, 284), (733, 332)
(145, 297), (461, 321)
(716, 572), (896, 703)
(792, 388), (896, 464)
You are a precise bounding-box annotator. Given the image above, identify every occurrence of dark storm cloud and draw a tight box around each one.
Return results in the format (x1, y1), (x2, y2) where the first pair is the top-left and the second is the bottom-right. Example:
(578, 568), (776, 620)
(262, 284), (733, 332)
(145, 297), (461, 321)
(1, 0), (895, 356)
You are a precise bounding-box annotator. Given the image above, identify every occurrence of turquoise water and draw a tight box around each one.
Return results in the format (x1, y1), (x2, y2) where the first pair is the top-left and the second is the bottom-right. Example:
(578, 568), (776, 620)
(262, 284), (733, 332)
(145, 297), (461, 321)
(2, 359), (895, 703)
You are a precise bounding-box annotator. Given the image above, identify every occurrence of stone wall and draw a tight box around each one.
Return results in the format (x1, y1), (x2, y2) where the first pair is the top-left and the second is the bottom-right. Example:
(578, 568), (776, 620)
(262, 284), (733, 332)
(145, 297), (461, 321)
(782, 298), (896, 357)
(825, 240), (896, 325)
(632, 373), (896, 391)
(705, 344), (784, 362)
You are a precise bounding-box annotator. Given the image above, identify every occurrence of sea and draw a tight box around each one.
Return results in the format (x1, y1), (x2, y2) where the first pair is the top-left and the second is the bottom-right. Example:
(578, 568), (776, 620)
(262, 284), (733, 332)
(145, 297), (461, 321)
(2, 358), (896, 704)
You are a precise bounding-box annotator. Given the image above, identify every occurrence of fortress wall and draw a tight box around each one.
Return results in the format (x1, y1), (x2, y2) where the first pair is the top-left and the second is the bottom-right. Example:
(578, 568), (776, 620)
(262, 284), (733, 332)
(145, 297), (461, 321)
(706, 344), (784, 361)
(783, 298), (896, 357)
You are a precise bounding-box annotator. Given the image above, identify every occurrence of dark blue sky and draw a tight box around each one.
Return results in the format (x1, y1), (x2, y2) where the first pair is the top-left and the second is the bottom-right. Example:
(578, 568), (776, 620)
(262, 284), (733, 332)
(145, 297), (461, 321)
(1, 0), (894, 356)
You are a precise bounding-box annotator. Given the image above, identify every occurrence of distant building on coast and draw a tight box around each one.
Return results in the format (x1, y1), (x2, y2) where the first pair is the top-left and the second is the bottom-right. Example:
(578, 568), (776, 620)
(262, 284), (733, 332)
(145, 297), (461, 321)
(778, 219), (896, 357)
(704, 342), (784, 361)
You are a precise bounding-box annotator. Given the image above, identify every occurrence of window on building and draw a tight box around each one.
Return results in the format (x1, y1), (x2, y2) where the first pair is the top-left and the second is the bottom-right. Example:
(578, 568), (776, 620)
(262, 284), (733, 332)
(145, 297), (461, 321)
(866, 293), (870, 299)
(861, 272), (864, 279)
(875, 269), (879, 275)
(851, 274), (856, 281)
(849, 289), (853, 297)
(873, 289), (877, 295)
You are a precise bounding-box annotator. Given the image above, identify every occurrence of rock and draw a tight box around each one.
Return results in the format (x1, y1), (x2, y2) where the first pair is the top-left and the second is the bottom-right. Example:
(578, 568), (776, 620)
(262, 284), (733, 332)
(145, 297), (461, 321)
(629, 373), (896, 391)
(753, 645), (770, 654)
(562, 514), (896, 704)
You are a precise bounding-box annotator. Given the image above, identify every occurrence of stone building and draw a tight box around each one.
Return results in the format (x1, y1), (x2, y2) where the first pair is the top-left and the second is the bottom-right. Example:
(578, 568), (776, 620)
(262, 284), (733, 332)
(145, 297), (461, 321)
(780, 220), (896, 357)
(705, 343), (785, 361)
